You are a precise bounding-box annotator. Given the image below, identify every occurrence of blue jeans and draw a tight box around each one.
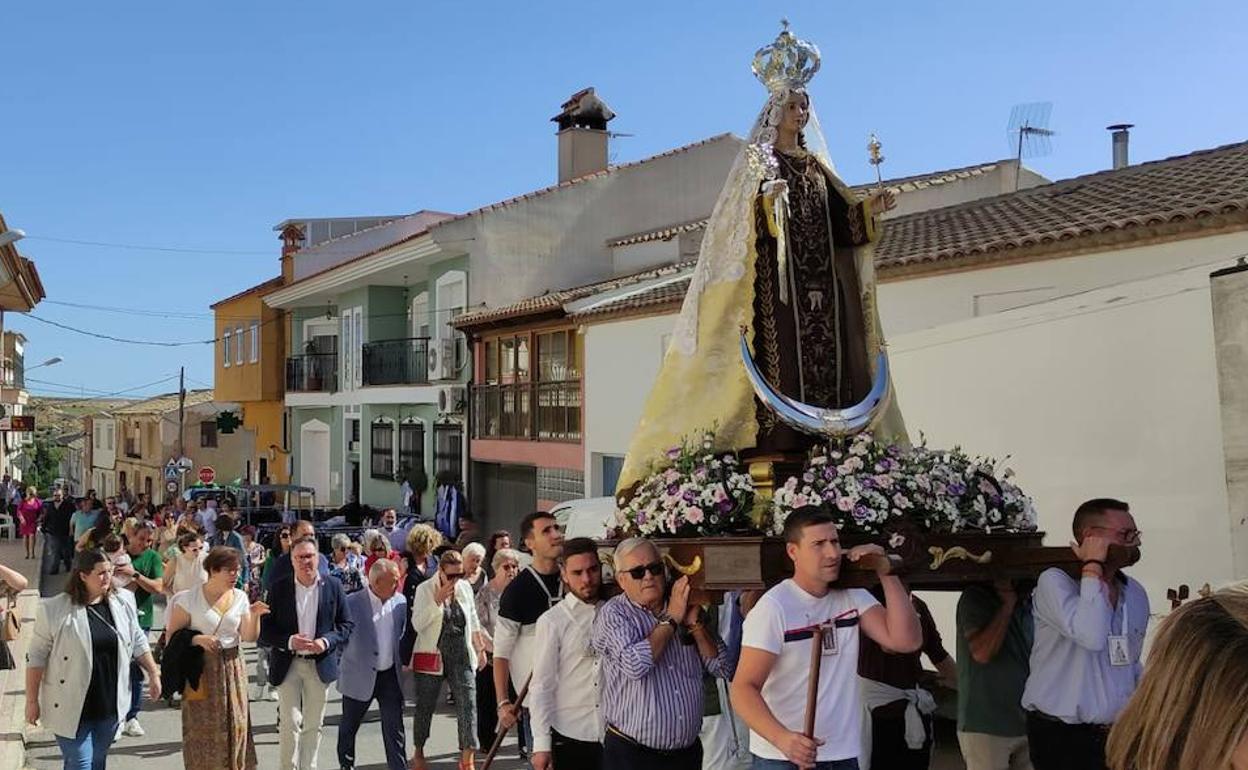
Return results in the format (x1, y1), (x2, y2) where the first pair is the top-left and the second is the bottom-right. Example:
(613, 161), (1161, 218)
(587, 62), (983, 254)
(55, 717), (118, 770)
(751, 756), (859, 770)
(124, 661), (143, 721)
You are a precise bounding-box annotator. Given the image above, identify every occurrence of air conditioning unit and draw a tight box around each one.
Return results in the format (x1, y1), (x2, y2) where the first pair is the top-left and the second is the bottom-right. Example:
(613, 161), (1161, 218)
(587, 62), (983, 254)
(438, 385), (467, 414)
(347, 440), (361, 453)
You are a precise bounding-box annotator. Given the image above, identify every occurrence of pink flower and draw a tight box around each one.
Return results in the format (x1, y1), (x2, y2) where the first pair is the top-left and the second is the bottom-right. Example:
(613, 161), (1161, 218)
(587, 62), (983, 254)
(836, 496), (855, 512)
(684, 506), (705, 525)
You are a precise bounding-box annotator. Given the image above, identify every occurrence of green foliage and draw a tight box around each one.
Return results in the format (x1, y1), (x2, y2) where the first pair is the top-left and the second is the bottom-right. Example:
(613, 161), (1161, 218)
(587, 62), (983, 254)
(28, 434), (65, 491)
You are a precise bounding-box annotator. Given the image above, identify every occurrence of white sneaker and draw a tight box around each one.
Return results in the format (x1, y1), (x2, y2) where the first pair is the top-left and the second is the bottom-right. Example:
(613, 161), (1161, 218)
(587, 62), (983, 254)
(123, 718), (145, 737)
(114, 723), (123, 742)
(267, 687), (279, 702)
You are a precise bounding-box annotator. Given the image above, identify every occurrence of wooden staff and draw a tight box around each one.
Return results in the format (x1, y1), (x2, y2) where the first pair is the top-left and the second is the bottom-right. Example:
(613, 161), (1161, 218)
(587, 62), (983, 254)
(803, 624), (825, 739)
(482, 673), (532, 770)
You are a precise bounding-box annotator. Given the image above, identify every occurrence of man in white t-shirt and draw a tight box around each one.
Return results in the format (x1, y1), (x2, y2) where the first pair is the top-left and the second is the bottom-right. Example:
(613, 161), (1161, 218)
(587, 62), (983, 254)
(731, 505), (922, 770)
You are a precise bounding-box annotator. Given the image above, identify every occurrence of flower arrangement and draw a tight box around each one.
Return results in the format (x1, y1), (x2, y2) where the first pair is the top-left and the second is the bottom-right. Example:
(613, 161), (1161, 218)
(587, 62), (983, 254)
(615, 432), (755, 537)
(769, 432), (1037, 536)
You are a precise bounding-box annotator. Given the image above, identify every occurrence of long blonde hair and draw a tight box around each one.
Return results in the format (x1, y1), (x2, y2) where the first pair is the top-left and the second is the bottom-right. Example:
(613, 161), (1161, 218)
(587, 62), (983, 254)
(1107, 592), (1248, 770)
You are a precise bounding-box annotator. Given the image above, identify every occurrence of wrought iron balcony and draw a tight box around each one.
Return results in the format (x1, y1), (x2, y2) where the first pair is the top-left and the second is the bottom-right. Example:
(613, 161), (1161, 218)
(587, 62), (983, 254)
(362, 337), (430, 386)
(286, 353), (338, 393)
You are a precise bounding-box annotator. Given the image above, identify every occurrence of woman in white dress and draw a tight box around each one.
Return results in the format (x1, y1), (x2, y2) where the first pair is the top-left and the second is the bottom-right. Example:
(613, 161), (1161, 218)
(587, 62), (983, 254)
(165, 546), (268, 770)
(163, 531), (207, 597)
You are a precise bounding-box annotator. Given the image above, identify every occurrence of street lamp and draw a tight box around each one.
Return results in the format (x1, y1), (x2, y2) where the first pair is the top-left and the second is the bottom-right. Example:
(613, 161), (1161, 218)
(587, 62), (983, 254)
(27, 357), (62, 371)
(0, 229), (25, 249)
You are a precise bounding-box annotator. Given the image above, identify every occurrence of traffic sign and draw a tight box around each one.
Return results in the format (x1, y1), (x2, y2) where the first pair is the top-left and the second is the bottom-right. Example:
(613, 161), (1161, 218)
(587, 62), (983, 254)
(177, 456), (194, 471)
(0, 415), (34, 432)
(198, 466), (216, 485)
(164, 460), (179, 482)
(166, 480), (179, 494)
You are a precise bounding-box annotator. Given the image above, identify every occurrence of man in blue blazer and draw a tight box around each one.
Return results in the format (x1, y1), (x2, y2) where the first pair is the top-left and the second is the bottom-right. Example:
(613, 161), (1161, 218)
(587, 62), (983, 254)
(260, 535), (354, 770)
(336, 557), (408, 770)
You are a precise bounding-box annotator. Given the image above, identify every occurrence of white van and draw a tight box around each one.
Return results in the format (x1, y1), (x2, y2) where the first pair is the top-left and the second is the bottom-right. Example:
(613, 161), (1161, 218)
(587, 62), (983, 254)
(550, 496), (618, 540)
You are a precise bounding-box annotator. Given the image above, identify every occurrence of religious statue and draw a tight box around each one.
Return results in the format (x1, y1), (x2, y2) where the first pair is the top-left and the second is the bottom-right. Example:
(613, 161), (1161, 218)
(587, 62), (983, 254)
(617, 22), (908, 496)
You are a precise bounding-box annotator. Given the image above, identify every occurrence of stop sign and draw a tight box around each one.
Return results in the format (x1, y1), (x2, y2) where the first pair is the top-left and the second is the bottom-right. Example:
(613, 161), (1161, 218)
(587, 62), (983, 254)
(198, 466), (216, 485)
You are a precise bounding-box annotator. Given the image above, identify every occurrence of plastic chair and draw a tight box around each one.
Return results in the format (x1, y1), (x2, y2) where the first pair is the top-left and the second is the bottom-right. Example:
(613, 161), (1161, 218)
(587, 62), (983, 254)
(0, 513), (15, 540)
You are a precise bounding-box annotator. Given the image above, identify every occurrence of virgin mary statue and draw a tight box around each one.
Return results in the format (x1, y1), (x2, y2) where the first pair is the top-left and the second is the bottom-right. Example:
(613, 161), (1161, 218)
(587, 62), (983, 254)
(617, 22), (908, 496)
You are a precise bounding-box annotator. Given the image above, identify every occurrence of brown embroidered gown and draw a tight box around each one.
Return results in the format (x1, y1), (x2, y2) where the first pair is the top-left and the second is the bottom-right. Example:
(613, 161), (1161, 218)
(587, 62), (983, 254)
(751, 148), (875, 454)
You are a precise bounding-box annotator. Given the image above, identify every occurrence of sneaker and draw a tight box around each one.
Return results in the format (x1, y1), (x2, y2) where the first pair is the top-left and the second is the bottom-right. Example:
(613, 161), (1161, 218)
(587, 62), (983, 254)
(122, 718), (145, 737)
(114, 723), (123, 742)
(267, 687), (279, 702)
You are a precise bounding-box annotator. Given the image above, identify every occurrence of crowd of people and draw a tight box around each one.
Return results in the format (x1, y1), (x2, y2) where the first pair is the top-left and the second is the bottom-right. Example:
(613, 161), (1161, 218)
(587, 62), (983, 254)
(8, 484), (1248, 770)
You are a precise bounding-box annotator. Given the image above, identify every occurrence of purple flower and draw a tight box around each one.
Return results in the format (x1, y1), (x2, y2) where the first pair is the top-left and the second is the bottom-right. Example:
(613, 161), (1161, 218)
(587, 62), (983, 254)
(854, 505), (870, 519)
(862, 477), (876, 489)
(948, 482), (967, 496)
(666, 446), (681, 460)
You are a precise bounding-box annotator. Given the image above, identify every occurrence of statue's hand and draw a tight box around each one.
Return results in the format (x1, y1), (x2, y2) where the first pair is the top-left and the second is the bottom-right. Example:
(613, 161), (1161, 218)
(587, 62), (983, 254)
(869, 189), (897, 212)
(762, 179), (789, 201)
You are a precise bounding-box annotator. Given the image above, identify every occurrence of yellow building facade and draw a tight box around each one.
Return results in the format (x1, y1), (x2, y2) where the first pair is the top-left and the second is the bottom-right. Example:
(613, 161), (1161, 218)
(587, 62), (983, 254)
(211, 276), (290, 484)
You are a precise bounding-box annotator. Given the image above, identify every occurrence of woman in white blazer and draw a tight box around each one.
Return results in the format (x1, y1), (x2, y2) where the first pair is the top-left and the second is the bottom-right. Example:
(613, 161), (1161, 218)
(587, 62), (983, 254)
(25, 549), (160, 770)
(409, 550), (486, 770)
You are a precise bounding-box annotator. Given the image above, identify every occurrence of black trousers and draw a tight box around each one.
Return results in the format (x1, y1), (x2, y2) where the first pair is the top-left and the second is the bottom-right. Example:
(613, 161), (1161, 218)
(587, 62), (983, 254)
(552, 730), (603, 770)
(603, 730), (701, 770)
(1026, 711), (1109, 770)
(337, 667), (407, 770)
(43, 533), (73, 575)
(870, 707), (932, 770)
(476, 663), (498, 751)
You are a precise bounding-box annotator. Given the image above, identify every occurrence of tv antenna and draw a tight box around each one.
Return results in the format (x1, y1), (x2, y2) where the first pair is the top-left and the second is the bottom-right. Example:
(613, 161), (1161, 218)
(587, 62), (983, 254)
(1006, 102), (1055, 190)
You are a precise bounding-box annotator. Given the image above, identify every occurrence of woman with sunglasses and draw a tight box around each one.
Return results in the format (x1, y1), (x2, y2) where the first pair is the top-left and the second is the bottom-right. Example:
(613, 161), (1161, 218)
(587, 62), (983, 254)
(26, 550), (160, 770)
(163, 532), (207, 598)
(329, 533), (366, 594)
(410, 550), (487, 770)
(261, 527), (293, 583)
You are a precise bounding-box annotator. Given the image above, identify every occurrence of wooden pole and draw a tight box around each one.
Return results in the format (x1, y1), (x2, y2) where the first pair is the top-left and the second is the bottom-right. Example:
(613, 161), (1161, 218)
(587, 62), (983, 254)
(482, 673), (532, 770)
(803, 624), (824, 738)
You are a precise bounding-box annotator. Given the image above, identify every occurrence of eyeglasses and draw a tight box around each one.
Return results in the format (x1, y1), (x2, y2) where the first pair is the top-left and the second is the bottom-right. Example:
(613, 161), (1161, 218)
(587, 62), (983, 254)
(621, 561), (664, 581)
(1090, 525), (1143, 543)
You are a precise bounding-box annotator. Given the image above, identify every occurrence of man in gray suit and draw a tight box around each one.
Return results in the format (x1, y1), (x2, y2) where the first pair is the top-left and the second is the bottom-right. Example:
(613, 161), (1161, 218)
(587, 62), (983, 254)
(336, 557), (408, 770)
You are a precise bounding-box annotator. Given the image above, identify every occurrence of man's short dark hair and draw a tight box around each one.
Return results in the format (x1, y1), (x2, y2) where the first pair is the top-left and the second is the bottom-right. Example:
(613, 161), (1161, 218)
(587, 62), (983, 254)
(1072, 498), (1130, 539)
(291, 535), (318, 551)
(782, 504), (839, 545)
(520, 511), (556, 542)
(561, 537), (599, 564)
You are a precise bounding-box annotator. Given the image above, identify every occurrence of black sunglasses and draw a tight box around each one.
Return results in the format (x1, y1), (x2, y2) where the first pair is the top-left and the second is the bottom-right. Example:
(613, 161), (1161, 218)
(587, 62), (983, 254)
(444, 571), (465, 580)
(622, 561), (664, 581)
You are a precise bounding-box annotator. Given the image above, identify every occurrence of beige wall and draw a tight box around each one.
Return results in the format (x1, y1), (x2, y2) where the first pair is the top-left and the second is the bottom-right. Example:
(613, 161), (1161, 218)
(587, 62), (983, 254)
(878, 231), (1248, 337)
(1211, 266), (1248, 578)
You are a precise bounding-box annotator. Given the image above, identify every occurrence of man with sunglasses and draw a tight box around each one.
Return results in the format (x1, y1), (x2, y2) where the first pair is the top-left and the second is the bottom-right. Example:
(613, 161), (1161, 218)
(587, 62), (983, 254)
(530, 537), (606, 770)
(1021, 498), (1148, 770)
(494, 511), (565, 756)
(591, 537), (731, 770)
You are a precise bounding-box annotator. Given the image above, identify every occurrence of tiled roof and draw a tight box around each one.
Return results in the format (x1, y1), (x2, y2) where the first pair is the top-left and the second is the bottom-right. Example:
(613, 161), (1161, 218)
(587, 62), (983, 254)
(601, 160), (1016, 249)
(568, 271), (694, 321)
(454, 261), (696, 329)
(876, 141), (1248, 272)
(210, 275), (284, 309)
(112, 389), (215, 416)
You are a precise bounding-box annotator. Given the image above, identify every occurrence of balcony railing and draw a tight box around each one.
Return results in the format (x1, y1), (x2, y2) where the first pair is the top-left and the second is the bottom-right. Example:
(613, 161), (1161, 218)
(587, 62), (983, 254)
(286, 353), (339, 393)
(362, 337), (430, 386)
(1, 357), (23, 390)
(473, 380), (580, 442)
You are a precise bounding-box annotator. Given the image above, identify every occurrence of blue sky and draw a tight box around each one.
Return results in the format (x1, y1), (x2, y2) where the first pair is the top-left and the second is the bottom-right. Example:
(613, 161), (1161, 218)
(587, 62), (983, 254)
(2, 0), (1244, 397)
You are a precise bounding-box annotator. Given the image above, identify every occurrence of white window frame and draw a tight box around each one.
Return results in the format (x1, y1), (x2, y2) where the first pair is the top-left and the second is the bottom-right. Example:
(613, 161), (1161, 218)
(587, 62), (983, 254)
(223, 330), (232, 368)
(249, 321), (259, 363)
(410, 291), (430, 339)
(234, 326), (244, 365)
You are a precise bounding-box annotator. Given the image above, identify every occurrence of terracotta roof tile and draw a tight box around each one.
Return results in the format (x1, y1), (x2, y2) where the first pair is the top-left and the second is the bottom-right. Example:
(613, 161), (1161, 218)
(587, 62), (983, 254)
(876, 141), (1248, 271)
(112, 389), (215, 416)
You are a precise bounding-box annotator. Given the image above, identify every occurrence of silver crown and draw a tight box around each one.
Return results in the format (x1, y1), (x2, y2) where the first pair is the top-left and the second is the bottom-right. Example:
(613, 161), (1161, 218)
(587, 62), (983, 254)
(751, 20), (821, 93)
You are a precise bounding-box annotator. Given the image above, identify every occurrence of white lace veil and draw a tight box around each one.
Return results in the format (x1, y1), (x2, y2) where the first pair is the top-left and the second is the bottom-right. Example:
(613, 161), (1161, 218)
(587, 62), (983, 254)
(670, 87), (845, 357)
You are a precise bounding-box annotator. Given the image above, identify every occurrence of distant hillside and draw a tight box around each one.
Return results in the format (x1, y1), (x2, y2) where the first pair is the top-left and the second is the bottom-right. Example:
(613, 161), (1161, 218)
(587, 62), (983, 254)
(28, 396), (138, 437)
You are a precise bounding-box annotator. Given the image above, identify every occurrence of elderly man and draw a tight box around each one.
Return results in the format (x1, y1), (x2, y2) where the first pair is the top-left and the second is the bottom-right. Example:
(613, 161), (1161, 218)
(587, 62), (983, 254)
(530, 537), (606, 770)
(591, 537), (731, 770)
(337, 558), (407, 770)
(260, 536), (354, 770)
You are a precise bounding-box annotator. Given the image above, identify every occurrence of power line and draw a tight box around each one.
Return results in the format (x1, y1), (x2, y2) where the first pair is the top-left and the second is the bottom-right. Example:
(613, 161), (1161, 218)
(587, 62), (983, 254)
(19, 314), (215, 347)
(31, 374), (183, 403)
(23, 235), (272, 256)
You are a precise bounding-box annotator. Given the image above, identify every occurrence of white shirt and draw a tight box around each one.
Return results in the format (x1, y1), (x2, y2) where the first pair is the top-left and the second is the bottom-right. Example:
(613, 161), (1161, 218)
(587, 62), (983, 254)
(741, 579), (879, 762)
(176, 586), (249, 649)
(368, 588), (400, 671)
(292, 574), (321, 651)
(1021, 568), (1149, 724)
(530, 593), (603, 752)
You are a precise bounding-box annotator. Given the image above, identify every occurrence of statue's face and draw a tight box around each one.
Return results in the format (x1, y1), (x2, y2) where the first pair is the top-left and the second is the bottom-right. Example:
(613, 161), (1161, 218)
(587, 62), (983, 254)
(780, 91), (810, 134)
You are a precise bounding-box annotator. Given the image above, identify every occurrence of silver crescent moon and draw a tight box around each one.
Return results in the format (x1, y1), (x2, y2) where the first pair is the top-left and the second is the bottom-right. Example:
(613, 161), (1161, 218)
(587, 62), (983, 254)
(739, 329), (892, 438)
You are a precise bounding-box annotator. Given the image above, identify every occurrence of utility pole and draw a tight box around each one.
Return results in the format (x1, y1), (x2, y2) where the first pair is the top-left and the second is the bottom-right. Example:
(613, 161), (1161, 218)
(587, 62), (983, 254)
(177, 366), (186, 497)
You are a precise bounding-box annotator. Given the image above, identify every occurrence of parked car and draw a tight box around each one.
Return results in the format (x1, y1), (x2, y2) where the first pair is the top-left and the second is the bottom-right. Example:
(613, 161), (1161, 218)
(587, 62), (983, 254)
(550, 496), (617, 540)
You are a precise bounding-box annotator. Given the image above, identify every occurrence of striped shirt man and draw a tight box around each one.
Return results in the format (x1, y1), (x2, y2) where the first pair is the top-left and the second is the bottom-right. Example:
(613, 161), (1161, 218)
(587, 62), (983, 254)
(592, 590), (731, 751)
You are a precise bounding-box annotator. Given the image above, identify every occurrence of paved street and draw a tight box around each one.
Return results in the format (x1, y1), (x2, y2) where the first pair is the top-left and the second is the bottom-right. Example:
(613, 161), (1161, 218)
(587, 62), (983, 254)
(16, 537), (526, 770)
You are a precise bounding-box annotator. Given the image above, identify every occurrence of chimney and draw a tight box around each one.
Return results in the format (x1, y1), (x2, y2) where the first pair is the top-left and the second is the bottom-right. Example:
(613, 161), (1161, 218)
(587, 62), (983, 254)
(278, 223), (304, 284)
(1107, 124), (1133, 170)
(552, 88), (615, 183)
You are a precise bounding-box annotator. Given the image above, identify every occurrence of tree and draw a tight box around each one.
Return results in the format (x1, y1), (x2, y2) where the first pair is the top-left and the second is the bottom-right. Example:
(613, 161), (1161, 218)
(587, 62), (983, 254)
(27, 433), (64, 491)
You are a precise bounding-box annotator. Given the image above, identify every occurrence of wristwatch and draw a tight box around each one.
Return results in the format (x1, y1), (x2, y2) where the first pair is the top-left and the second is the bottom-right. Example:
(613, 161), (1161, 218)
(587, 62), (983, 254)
(656, 614), (679, 632)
